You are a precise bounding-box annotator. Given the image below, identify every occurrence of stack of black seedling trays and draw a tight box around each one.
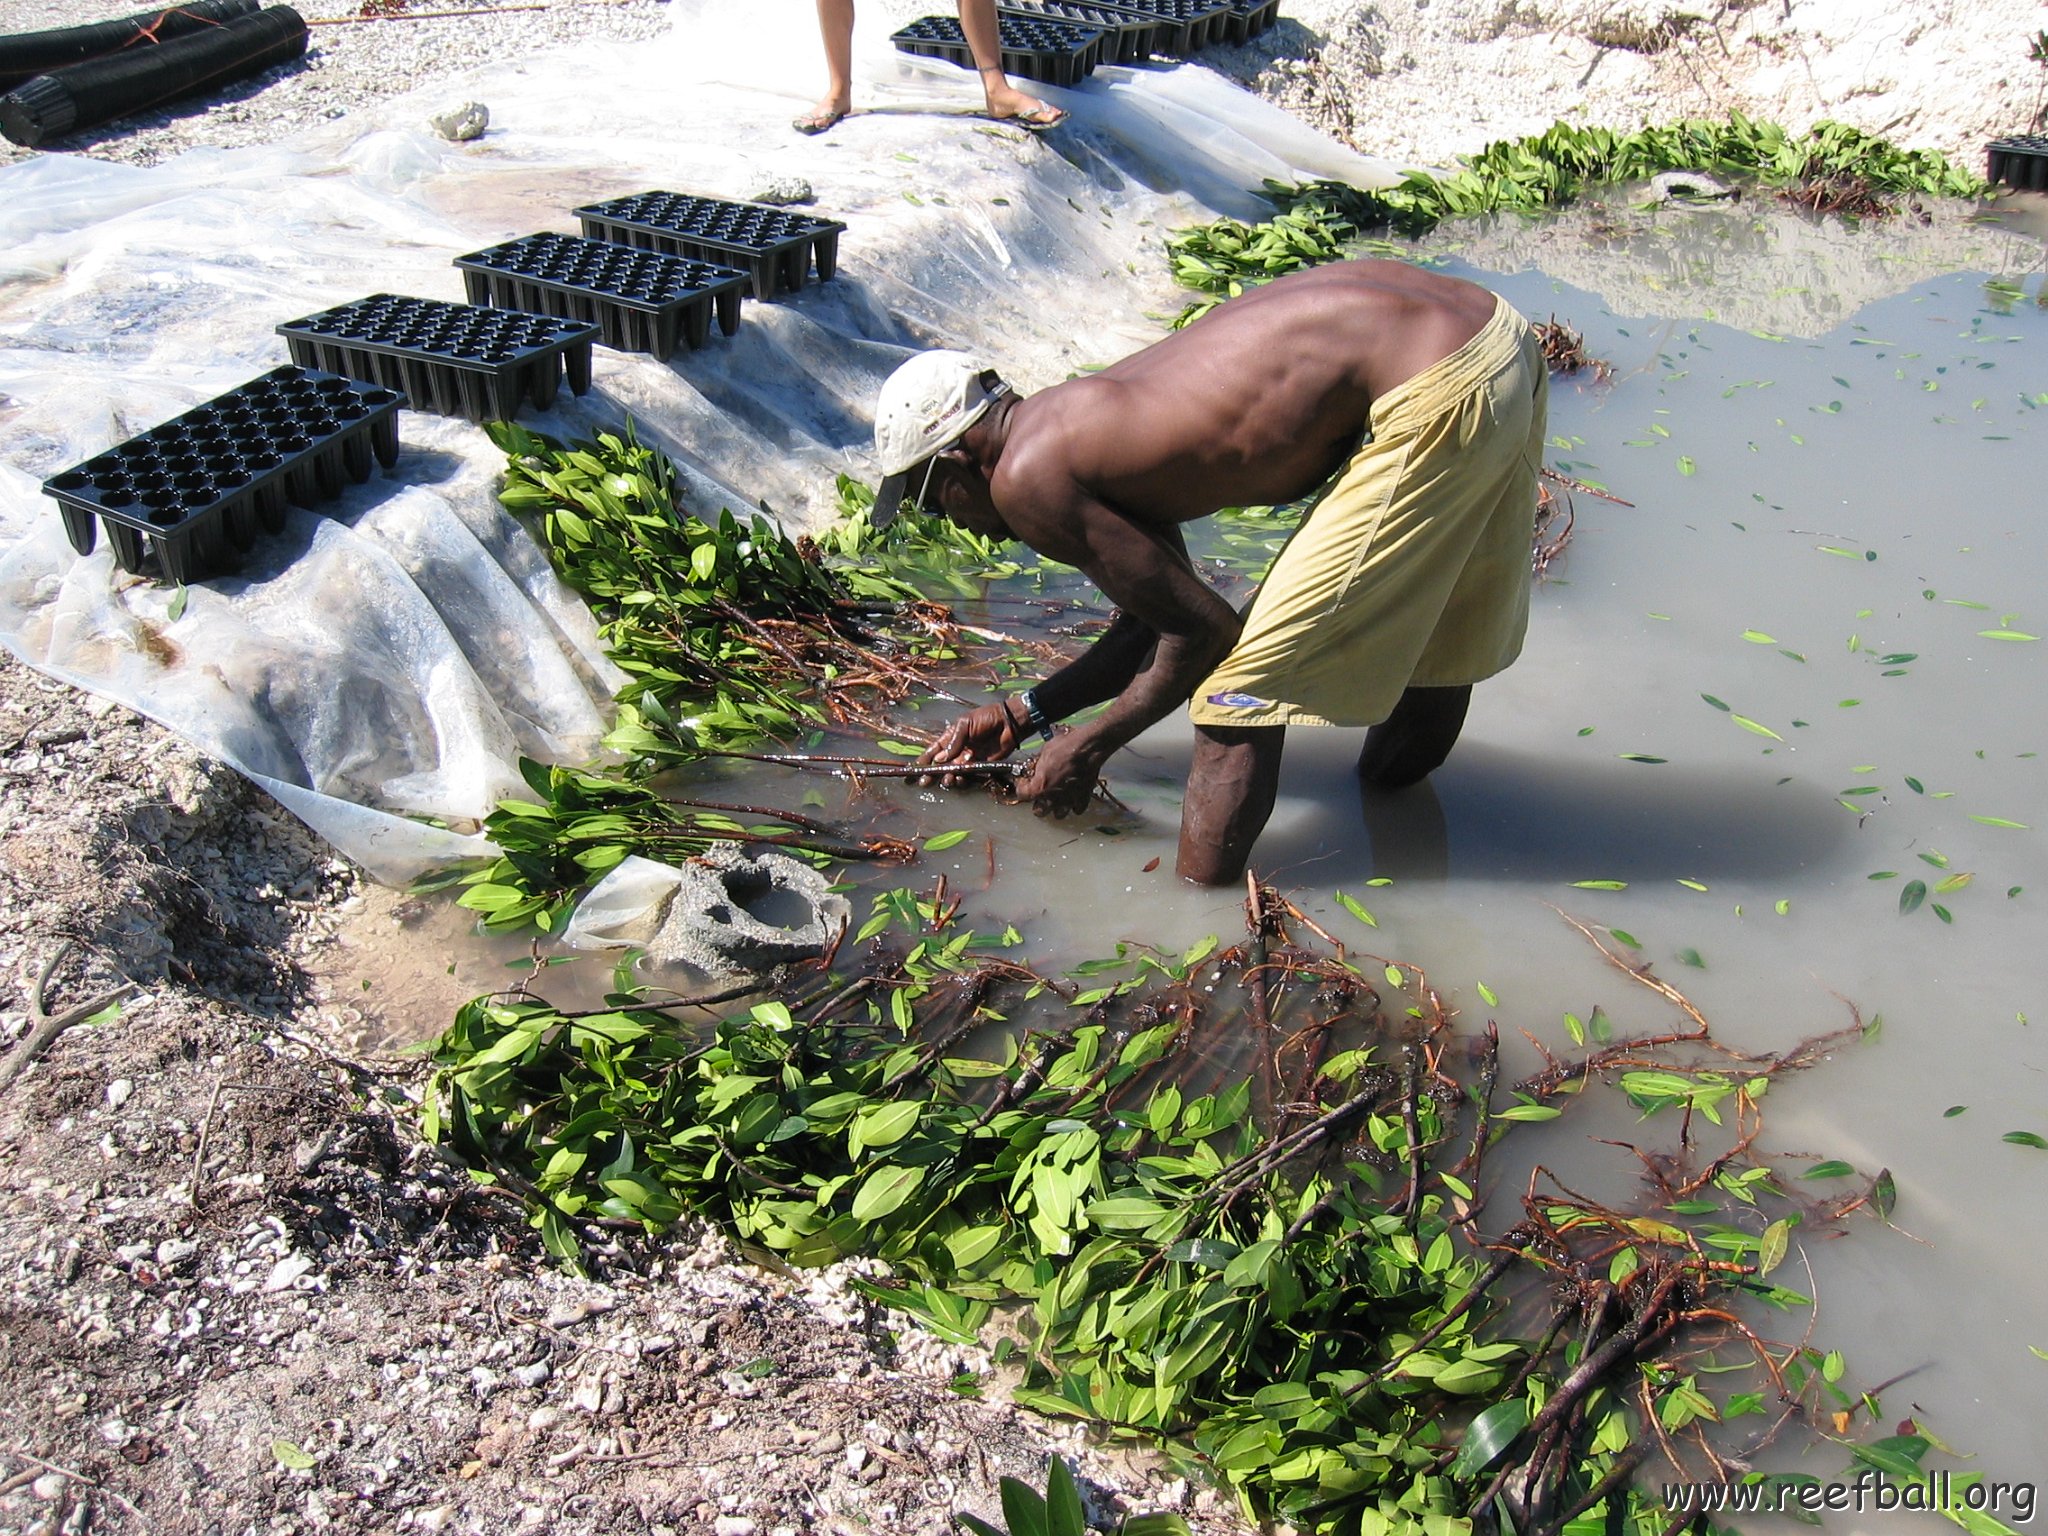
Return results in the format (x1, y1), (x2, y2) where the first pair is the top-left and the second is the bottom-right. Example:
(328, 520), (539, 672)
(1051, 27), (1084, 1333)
(890, 14), (1104, 87)
(1091, 0), (1232, 52)
(575, 193), (845, 301)
(1224, 0), (1282, 42)
(276, 294), (598, 422)
(997, 1), (1165, 63)
(454, 233), (749, 359)
(1987, 135), (2048, 192)
(41, 366), (402, 584)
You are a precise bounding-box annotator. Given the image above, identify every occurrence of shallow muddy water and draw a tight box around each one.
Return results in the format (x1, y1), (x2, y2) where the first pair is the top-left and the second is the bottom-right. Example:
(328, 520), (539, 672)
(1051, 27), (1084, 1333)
(375, 198), (2048, 1501)
(842, 201), (2048, 1496)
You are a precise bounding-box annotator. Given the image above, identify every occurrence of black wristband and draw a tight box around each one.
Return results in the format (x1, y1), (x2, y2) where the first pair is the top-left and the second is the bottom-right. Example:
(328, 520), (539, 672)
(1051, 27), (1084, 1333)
(1020, 688), (1056, 743)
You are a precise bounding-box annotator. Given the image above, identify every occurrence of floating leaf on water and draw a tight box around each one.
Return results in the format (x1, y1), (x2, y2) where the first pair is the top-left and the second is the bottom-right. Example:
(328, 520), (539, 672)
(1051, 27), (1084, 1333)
(1978, 630), (2039, 641)
(1619, 753), (1667, 764)
(1934, 872), (1973, 894)
(1970, 815), (2030, 829)
(2004, 1131), (2048, 1150)
(1476, 981), (1499, 1007)
(1335, 891), (1378, 928)
(1904, 777), (1924, 794)
(1577, 725), (1595, 736)
(923, 829), (972, 852)
(1774, 898), (1790, 915)
(1570, 879), (1628, 890)
(1677, 455), (1696, 476)
(1944, 1105), (1968, 1118)
(1802, 1160), (1855, 1179)
(1608, 928), (1641, 948)
(1817, 546), (1859, 558)
(1758, 1218), (1791, 1276)
(1741, 629), (1776, 644)
(1677, 878), (1708, 891)
(1898, 880), (1927, 915)
(1838, 698), (1861, 708)
(1700, 694), (1730, 711)
(1871, 1169), (1896, 1220)
(1731, 714), (1783, 740)
(1563, 1011), (1585, 1046)
(1677, 947), (1706, 969)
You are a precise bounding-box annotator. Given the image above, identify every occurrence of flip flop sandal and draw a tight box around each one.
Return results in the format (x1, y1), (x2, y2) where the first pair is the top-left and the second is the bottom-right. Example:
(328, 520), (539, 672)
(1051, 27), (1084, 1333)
(792, 107), (848, 136)
(1005, 103), (1067, 133)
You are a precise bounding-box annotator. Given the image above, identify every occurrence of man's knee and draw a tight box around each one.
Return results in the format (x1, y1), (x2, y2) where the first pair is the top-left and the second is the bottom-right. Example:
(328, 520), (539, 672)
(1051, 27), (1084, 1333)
(1357, 685), (1470, 790)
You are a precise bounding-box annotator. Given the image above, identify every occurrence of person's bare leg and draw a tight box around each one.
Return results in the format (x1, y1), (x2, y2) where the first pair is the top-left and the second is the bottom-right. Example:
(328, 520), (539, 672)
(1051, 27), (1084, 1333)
(1177, 724), (1285, 886)
(957, 0), (1065, 124)
(1357, 684), (1471, 790)
(797, 0), (856, 132)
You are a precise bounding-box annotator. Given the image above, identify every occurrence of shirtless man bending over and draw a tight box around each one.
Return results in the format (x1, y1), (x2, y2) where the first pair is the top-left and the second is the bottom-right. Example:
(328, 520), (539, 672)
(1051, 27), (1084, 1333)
(871, 260), (1548, 886)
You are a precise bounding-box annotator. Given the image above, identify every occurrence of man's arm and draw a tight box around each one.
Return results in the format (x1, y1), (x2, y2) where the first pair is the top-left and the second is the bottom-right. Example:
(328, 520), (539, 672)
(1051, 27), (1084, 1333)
(916, 608), (1155, 775)
(1017, 506), (1242, 814)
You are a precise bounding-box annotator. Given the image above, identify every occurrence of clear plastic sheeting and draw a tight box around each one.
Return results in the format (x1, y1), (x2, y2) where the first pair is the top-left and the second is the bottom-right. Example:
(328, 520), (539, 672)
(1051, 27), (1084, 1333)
(0, 0), (1401, 881)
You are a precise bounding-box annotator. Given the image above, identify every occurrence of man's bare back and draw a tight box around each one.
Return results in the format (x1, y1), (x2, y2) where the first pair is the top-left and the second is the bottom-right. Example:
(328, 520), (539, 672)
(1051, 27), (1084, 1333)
(995, 261), (1499, 537)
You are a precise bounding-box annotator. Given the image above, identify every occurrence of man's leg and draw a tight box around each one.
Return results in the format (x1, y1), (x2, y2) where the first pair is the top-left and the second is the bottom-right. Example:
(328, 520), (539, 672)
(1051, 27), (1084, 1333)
(958, 0), (1067, 125)
(796, 0), (856, 133)
(1357, 684), (1470, 790)
(1178, 724), (1286, 885)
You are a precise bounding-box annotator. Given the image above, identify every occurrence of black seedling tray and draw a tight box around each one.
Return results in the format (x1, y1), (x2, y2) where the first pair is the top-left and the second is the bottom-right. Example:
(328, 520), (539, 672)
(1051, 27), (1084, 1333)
(42, 366), (402, 585)
(1987, 135), (2048, 192)
(455, 233), (750, 359)
(1085, 0), (1231, 51)
(574, 193), (845, 302)
(1223, 0), (1281, 42)
(277, 293), (597, 422)
(890, 14), (1104, 88)
(997, 1), (1163, 64)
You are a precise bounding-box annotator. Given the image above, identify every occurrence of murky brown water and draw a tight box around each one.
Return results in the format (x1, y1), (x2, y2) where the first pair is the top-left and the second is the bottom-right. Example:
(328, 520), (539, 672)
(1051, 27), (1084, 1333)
(357, 198), (2048, 1497)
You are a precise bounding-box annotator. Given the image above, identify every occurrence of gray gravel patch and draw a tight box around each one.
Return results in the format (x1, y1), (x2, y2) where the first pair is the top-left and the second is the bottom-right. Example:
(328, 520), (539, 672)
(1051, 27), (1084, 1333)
(0, 0), (672, 169)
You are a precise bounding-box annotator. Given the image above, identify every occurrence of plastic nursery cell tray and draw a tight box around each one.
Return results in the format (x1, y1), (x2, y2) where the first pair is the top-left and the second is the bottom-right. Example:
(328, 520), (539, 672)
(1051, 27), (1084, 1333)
(574, 193), (846, 302)
(1223, 0), (1282, 43)
(1075, 0), (1232, 52)
(995, 1), (1164, 64)
(1987, 135), (2048, 192)
(277, 293), (598, 422)
(41, 367), (401, 586)
(889, 14), (1104, 89)
(454, 232), (750, 359)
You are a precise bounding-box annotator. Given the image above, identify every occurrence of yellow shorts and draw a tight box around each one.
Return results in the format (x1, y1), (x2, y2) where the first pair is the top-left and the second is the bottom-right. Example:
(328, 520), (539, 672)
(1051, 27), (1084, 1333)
(1188, 296), (1548, 730)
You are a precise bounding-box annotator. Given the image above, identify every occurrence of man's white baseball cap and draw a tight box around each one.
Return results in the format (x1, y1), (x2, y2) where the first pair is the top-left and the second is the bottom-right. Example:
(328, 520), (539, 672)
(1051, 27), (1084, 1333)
(871, 349), (1003, 524)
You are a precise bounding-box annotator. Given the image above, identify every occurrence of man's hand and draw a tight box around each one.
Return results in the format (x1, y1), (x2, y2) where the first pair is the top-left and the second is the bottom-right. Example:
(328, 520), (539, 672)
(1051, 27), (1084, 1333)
(1018, 729), (1105, 818)
(917, 698), (1023, 786)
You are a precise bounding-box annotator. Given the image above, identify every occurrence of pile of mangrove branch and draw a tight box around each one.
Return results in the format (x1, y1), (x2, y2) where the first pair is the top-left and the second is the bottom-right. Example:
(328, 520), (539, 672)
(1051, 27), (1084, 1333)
(422, 881), (1991, 1534)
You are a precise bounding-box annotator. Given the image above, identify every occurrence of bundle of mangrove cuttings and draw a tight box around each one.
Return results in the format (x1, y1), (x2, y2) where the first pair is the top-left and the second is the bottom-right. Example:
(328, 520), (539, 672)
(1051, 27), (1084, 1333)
(447, 760), (917, 933)
(487, 421), (1054, 762)
(424, 877), (1958, 1535)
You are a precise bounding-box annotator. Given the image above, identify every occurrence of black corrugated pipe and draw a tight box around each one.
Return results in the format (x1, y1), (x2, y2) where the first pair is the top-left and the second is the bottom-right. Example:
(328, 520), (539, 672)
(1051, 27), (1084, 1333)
(0, 5), (306, 148)
(0, 0), (260, 92)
